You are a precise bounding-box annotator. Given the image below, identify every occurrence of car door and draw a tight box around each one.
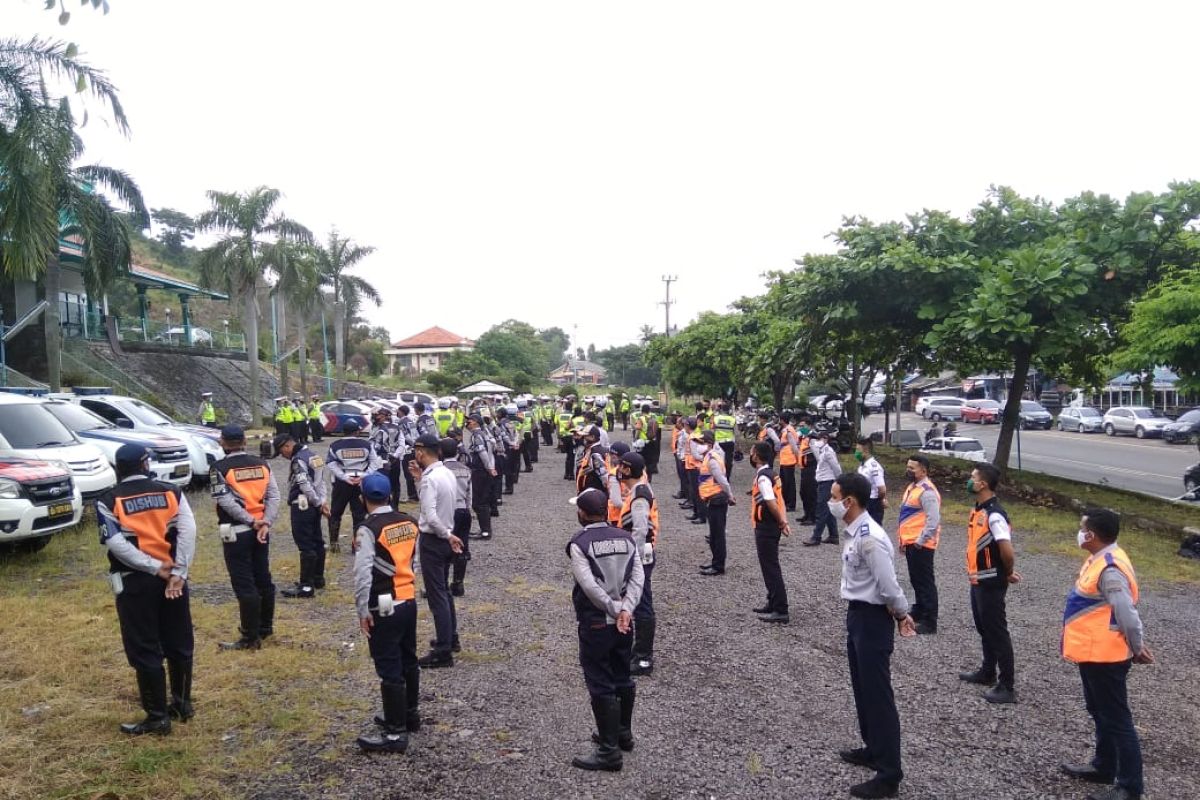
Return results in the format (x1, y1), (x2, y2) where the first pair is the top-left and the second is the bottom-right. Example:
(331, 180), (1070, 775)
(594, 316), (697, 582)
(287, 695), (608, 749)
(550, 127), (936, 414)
(80, 399), (131, 428)
(1113, 409), (1132, 435)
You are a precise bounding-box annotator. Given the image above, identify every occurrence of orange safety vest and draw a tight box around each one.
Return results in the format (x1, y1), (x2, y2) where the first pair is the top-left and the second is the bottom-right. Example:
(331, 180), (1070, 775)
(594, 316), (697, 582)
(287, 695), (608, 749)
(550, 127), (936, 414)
(779, 425), (799, 467)
(576, 446), (607, 493)
(750, 466), (783, 526)
(684, 437), (697, 470)
(897, 479), (941, 548)
(966, 497), (1010, 584)
(1062, 546), (1139, 664)
(799, 435), (810, 466)
(698, 450), (724, 501)
(368, 511), (419, 603)
(112, 485), (180, 566)
(619, 482), (659, 545)
(216, 455), (272, 522)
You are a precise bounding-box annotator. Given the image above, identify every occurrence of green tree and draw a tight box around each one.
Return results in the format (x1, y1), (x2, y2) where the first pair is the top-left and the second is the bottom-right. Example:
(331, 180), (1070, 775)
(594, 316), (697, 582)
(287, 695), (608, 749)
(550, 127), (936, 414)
(645, 311), (756, 400)
(476, 320), (549, 378)
(593, 343), (660, 387)
(313, 230), (377, 392)
(150, 207), (195, 256)
(196, 187), (312, 424)
(270, 243), (327, 396)
(536, 326), (570, 370)
(1113, 268), (1200, 392)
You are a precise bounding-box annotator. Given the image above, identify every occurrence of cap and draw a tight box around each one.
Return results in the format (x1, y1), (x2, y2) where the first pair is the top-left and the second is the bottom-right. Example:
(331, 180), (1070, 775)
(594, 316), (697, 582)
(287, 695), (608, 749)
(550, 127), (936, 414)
(272, 434), (294, 457)
(274, 397), (286, 403)
(692, 429), (716, 444)
(684, 416), (697, 429)
(114, 443), (149, 468)
(414, 433), (442, 450)
(569, 487), (608, 516)
(620, 452), (646, 475)
(200, 391), (213, 397)
(468, 413), (483, 425)
(342, 419), (362, 433)
(609, 441), (630, 456)
(220, 424), (245, 440)
(580, 424), (601, 439)
(361, 472), (392, 502)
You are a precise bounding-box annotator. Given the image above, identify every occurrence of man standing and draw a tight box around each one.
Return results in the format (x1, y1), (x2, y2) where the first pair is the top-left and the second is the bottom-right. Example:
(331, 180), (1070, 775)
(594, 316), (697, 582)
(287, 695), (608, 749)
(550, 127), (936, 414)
(442, 436), (473, 598)
(558, 403), (577, 481)
(275, 434), (328, 600)
(959, 463), (1019, 704)
(414, 401), (437, 440)
(639, 403), (662, 483)
(832, 472), (915, 799)
(856, 437), (887, 524)
(352, 473), (422, 754)
(433, 398), (456, 437)
(409, 434), (464, 668)
(696, 429), (733, 576)
(199, 392), (217, 428)
(804, 431), (842, 546)
(575, 425), (610, 494)
(896, 454), (940, 635)
(327, 419), (382, 553)
(749, 441), (791, 624)
(211, 426), (281, 651)
(464, 414), (496, 541)
(567, 488), (644, 772)
(619, 394), (631, 430)
(395, 404), (419, 503)
(307, 395), (324, 443)
(608, 452), (659, 676)
(97, 444), (197, 735)
(777, 412), (801, 514)
(497, 407), (521, 495)
(796, 414), (817, 524)
(273, 397), (289, 437)
(1060, 508), (1151, 800)
(712, 402), (737, 482)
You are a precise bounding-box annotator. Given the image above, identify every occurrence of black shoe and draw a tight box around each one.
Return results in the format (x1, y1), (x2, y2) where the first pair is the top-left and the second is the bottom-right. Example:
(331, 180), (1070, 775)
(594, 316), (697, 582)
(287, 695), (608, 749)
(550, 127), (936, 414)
(759, 611), (790, 624)
(522, 468), (533, 473)
(671, 492), (687, 500)
(1085, 788), (1139, 800)
(822, 536), (838, 544)
(983, 685), (1017, 704)
(480, 531), (492, 540)
(572, 696), (623, 771)
(849, 778), (899, 799)
(690, 518), (707, 525)
(357, 728), (409, 754)
(220, 598), (262, 651)
(797, 517), (814, 525)
(839, 747), (876, 768)
(313, 577), (326, 590)
(418, 651), (454, 669)
(450, 581), (464, 597)
(503, 489), (514, 495)
(915, 622), (937, 635)
(752, 605), (772, 614)
(959, 668), (996, 685)
(629, 658), (654, 676)
(429, 637), (462, 654)
(281, 584), (315, 599)
(120, 669), (172, 736)
(1061, 764), (1115, 785)
(699, 566), (724, 576)
(802, 539), (821, 547)
(490, 509), (500, 517)
(166, 659), (194, 723)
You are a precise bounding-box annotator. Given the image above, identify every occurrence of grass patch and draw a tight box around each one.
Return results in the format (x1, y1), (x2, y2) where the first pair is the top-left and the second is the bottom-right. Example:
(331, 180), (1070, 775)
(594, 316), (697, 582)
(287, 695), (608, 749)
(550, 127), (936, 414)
(503, 575), (564, 600)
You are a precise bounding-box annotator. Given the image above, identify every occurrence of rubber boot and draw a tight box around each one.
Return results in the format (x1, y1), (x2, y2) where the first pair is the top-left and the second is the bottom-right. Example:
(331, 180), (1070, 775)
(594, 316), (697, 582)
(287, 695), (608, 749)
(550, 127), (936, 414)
(120, 668), (172, 735)
(358, 682), (409, 753)
(258, 592), (276, 639)
(375, 666), (422, 731)
(592, 684), (636, 752)
(630, 617), (656, 676)
(282, 553), (317, 598)
(313, 548), (327, 590)
(166, 659), (194, 722)
(572, 696), (623, 771)
(219, 597), (262, 651)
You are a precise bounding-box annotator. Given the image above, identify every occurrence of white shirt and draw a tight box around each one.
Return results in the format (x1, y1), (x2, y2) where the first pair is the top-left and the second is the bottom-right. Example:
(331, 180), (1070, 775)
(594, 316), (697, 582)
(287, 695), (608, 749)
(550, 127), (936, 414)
(840, 510), (910, 616)
(417, 460), (457, 540)
(857, 456), (886, 499)
(814, 442), (841, 482)
(988, 511), (1011, 542)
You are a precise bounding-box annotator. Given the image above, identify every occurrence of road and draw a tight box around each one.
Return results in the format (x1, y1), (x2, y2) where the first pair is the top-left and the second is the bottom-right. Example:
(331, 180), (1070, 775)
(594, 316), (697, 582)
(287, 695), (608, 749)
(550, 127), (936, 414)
(866, 412), (1198, 499)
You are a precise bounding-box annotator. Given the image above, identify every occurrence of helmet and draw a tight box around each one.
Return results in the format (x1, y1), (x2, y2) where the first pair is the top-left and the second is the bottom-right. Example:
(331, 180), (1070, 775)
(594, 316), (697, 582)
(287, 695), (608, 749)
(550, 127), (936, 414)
(505, 404), (519, 416)
(515, 399), (527, 409)
(595, 397), (608, 408)
(437, 397), (451, 410)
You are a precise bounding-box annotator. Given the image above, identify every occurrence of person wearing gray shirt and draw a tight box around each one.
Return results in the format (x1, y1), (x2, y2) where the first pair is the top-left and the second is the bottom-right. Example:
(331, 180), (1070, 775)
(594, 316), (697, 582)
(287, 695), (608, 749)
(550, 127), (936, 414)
(408, 434), (463, 668)
(830, 471), (915, 800)
(806, 431), (844, 546)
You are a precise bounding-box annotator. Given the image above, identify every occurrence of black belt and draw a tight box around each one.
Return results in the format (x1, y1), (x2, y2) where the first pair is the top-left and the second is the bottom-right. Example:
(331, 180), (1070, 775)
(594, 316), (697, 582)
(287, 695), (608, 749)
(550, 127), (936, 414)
(847, 600), (887, 611)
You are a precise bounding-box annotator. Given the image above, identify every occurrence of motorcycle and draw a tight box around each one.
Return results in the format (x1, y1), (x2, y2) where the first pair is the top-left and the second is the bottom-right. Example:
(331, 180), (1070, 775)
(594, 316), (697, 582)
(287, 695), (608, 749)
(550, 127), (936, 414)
(1180, 461), (1200, 502)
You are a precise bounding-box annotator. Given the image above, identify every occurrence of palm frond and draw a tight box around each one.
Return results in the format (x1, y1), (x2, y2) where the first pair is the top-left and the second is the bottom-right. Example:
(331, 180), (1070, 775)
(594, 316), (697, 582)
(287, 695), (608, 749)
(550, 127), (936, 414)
(0, 37), (130, 134)
(73, 164), (148, 228)
(263, 216), (313, 244)
(342, 274), (381, 306)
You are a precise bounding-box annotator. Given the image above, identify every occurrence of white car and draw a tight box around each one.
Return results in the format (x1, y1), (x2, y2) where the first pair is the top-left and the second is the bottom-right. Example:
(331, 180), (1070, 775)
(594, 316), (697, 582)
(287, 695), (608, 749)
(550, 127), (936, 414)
(0, 393), (115, 499)
(919, 436), (989, 463)
(1102, 406), (1172, 439)
(917, 396), (967, 421)
(70, 394), (224, 485)
(0, 456), (84, 551)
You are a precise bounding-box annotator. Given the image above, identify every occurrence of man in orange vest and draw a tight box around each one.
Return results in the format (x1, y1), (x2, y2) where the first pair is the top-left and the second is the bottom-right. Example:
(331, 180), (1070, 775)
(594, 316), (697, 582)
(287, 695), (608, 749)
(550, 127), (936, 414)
(777, 412), (801, 514)
(1060, 507), (1151, 800)
(895, 453), (941, 634)
(749, 441), (791, 623)
(696, 429), (733, 575)
(958, 463), (1019, 703)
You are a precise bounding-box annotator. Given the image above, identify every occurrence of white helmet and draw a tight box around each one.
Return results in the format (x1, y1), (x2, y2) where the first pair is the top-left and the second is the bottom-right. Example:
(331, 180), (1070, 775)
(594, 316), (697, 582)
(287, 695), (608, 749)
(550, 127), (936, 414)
(505, 403), (519, 416)
(437, 397), (451, 410)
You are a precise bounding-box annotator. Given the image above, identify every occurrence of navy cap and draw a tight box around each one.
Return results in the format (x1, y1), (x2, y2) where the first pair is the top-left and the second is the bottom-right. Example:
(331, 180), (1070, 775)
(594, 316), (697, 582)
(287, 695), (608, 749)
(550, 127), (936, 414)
(114, 443), (149, 468)
(361, 472), (392, 502)
(414, 433), (442, 451)
(609, 441), (631, 456)
(220, 425), (245, 440)
(342, 419), (362, 433)
(620, 452), (646, 475)
(468, 413), (483, 425)
(570, 487), (608, 516)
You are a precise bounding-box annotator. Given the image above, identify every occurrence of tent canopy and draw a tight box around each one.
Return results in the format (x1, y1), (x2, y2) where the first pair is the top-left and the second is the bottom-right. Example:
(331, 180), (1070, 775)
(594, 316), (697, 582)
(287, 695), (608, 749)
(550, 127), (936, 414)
(458, 379), (513, 394)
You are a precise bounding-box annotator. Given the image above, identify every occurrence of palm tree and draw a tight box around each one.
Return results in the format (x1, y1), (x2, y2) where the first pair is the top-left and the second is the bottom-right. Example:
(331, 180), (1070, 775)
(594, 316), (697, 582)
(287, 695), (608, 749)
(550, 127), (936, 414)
(0, 37), (128, 132)
(269, 243), (327, 397)
(196, 187), (311, 425)
(313, 231), (376, 392)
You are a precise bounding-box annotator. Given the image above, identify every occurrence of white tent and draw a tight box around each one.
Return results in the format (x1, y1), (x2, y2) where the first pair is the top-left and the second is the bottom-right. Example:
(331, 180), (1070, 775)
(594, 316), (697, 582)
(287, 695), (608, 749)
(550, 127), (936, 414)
(457, 379), (513, 395)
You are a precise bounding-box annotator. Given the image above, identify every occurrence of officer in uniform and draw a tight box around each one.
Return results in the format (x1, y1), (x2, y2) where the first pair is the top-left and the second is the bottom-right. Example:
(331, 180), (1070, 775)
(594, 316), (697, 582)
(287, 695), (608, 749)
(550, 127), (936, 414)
(695, 429), (733, 576)
(353, 473), (422, 754)
(98, 444), (198, 735)
(855, 437), (887, 523)
(307, 394), (324, 443)
(575, 424), (609, 493)
(497, 406), (520, 494)
(567, 488), (644, 772)
(517, 400), (535, 472)
(395, 404), (419, 504)
(370, 407), (401, 508)
(777, 412), (801, 512)
(483, 410), (505, 510)
(199, 392), (217, 428)
(896, 453), (941, 634)
(797, 414), (818, 524)
(442, 436), (473, 598)
(540, 396), (556, 446)
(433, 398), (456, 436)
(327, 419), (382, 552)
(414, 401), (438, 440)
(749, 440), (792, 624)
(465, 414), (496, 540)
(619, 395), (631, 430)
(409, 433), (464, 668)
(608, 452), (659, 676)
(833, 472), (915, 799)
(273, 397), (289, 436)
(1060, 507), (1151, 800)
(290, 396), (308, 444)
(211, 425), (281, 651)
(712, 402), (737, 482)
(274, 434), (328, 599)
(558, 402), (577, 480)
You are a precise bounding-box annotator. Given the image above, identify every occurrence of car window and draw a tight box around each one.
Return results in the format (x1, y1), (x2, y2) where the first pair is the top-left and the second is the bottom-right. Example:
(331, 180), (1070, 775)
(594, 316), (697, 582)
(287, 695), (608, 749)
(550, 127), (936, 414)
(977, 400), (1000, 408)
(123, 399), (175, 426)
(1020, 401), (1047, 412)
(333, 404), (358, 414)
(1177, 410), (1200, 424)
(0, 404), (79, 448)
(953, 440), (984, 452)
(81, 399), (126, 424)
(1132, 408), (1163, 418)
(1078, 408), (1101, 417)
(43, 403), (114, 432)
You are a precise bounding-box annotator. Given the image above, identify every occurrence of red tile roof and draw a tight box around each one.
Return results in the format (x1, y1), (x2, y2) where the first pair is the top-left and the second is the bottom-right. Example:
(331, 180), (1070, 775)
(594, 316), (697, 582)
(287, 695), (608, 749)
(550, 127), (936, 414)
(390, 326), (474, 349)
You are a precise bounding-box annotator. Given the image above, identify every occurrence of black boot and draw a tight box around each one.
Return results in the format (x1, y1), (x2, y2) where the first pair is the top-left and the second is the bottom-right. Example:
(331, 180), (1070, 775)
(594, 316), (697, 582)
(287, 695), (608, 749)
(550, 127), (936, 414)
(258, 592), (275, 640)
(450, 581), (464, 597)
(405, 667), (421, 732)
(166, 659), (194, 722)
(630, 618), (656, 676)
(282, 553), (316, 598)
(358, 682), (409, 753)
(572, 696), (623, 771)
(313, 549), (327, 589)
(120, 668), (171, 736)
(219, 597), (262, 651)
(591, 684), (636, 752)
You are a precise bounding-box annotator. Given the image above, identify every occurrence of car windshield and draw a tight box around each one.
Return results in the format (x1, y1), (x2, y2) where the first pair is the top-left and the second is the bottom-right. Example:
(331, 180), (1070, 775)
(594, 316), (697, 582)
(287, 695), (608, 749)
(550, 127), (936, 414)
(1132, 408), (1164, 419)
(0, 404), (78, 448)
(1020, 401), (1048, 413)
(1177, 410), (1200, 424)
(975, 401), (1001, 409)
(121, 399), (176, 426)
(953, 440), (984, 452)
(43, 403), (113, 432)
(1076, 408), (1101, 418)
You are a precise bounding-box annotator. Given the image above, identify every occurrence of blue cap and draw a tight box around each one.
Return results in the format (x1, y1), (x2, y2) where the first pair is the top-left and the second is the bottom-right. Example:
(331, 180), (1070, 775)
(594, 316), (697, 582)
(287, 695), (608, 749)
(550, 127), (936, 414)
(342, 419), (362, 433)
(361, 472), (392, 502)
(220, 425), (245, 440)
(414, 433), (442, 451)
(114, 443), (149, 468)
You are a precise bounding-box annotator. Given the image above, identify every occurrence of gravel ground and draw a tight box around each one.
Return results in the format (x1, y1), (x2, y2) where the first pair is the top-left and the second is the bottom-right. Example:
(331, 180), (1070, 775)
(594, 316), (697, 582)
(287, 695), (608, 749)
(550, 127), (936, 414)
(241, 435), (1200, 800)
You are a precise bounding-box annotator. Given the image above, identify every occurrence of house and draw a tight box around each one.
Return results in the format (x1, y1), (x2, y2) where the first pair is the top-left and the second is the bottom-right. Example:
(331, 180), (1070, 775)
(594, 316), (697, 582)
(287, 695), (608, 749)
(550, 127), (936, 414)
(384, 326), (474, 376)
(548, 358), (607, 386)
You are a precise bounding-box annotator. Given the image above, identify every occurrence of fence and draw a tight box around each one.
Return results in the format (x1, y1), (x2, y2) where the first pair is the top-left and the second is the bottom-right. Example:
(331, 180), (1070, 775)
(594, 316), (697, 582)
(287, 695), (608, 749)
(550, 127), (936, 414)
(64, 311), (247, 353)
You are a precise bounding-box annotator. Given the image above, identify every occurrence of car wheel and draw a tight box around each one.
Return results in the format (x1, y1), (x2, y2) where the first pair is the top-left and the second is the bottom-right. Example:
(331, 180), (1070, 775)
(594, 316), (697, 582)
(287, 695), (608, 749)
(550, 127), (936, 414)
(930, 412), (941, 422)
(1078, 423), (1085, 434)
(1105, 424), (1115, 436)
(1135, 426), (1145, 439)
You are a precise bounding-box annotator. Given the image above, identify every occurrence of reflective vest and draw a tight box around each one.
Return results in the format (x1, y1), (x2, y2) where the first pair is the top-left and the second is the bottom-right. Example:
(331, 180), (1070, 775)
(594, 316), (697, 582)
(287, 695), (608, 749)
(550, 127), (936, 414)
(1062, 546), (1140, 664)
(620, 481), (659, 545)
(275, 406), (289, 424)
(779, 425), (799, 466)
(619, 399), (630, 413)
(557, 411), (574, 436)
(684, 437), (697, 470)
(966, 497), (1008, 585)
(576, 446), (608, 493)
(750, 465), (783, 526)
(308, 403), (322, 421)
(456, 409), (465, 428)
(213, 453), (272, 525)
(434, 410), (456, 436)
(201, 401), (216, 423)
(102, 478), (181, 570)
(713, 414), (736, 443)
(897, 479), (941, 548)
(697, 450), (724, 501)
(366, 510), (420, 604)
(631, 412), (645, 440)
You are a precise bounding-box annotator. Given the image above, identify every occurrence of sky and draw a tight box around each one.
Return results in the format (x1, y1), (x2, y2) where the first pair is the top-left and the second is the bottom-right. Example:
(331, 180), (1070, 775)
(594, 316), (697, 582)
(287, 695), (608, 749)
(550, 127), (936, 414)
(4, 0), (1199, 355)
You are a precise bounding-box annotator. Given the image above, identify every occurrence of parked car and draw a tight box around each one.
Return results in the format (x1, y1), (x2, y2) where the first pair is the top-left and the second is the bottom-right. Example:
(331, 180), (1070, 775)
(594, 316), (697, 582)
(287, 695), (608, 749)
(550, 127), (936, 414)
(919, 436), (988, 463)
(1057, 406), (1105, 433)
(863, 391), (888, 412)
(71, 394), (225, 484)
(155, 326), (214, 345)
(917, 396), (966, 421)
(1018, 400), (1054, 430)
(319, 400), (374, 435)
(887, 429), (924, 449)
(1102, 406), (1171, 439)
(39, 400), (192, 487)
(395, 391), (434, 408)
(0, 456), (83, 551)
(1162, 409), (1200, 444)
(808, 394), (844, 414)
(0, 393), (115, 499)
(1183, 460), (1199, 501)
(962, 399), (1002, 424)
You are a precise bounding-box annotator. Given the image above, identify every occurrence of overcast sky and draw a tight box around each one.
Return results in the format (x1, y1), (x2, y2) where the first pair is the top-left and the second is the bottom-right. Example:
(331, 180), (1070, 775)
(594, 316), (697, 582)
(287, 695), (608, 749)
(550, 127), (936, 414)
(5, 1), (1198, 354)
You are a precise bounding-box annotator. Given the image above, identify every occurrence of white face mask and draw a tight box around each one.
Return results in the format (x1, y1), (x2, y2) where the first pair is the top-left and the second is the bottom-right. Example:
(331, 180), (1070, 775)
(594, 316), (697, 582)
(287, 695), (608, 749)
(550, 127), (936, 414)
(1077, 530), (1092, 548)
(827, 498), (848, 522)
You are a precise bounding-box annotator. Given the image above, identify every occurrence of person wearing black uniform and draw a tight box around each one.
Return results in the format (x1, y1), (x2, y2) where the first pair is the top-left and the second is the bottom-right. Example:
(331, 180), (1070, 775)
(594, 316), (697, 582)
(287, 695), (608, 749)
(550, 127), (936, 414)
(275, 435), (329, 599)
(211, 425), (281, 651)
(442, 435), (473, 598)
(98, 444), (198, 735)
(326, 419), (382, 552)
(307, 394), (324, 443)
(749, 441), (792, 623)
(464, 414), (496, 541)
(353, 473), (422, 754)
(608, 452), (659, 676)
(370, 408), (402, 511)
(395, 405), (419, 504)
(497, 407), (520, 494)
(797, 414), (818, 524)
(409, 433), (465, 668)
(567, 488), (644, 772)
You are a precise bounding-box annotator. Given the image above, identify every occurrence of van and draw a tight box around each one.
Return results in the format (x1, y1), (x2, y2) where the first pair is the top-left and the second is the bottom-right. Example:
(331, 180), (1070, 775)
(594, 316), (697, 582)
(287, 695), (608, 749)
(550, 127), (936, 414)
(0, 394), (115, 498)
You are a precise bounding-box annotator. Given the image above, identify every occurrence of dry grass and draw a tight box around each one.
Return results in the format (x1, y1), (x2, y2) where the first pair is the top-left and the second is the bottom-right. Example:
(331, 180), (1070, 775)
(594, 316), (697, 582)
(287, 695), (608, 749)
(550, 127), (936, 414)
(0, 497), (360, 800)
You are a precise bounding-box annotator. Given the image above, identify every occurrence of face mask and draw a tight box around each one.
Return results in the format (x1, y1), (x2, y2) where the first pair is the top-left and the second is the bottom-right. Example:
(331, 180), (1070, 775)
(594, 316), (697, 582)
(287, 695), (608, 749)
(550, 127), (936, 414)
(966, 478), (976, 493)
(904, 470), (916, 483)
(1077, 530), (1092, 548)
(853, 450), (864, 462)
(827, 498), (848, 521)
(799, 426), (810, 435)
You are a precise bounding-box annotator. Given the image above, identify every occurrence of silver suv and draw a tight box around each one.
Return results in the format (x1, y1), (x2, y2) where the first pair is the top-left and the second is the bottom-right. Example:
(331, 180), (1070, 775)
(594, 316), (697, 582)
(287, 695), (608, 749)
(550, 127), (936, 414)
(1102, 406), (1171, 439)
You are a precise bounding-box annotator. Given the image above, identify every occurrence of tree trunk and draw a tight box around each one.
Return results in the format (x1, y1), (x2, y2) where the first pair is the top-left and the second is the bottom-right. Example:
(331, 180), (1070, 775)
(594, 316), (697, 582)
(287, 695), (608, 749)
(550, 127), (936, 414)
(993, 346), (1033, 477)
(243, 290), (260, 427)
(883, 368), (893, 439)
(276, 295), (288, 396)
(297, 309), (308, 397)
(333, 300), (346, 394)
(44, 256), (62, 391)
(846, 358), (862, 439)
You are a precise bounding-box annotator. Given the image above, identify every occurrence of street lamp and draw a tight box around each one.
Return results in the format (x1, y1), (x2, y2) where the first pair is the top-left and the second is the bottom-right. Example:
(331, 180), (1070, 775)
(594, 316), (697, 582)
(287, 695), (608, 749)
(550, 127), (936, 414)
(223, 319), (229, 348)
(165, 307), (172, 341)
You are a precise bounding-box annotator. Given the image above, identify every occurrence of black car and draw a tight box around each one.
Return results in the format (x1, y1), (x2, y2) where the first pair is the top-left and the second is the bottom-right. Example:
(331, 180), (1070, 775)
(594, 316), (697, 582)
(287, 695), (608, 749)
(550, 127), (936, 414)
(1162, 409), (1200, 444)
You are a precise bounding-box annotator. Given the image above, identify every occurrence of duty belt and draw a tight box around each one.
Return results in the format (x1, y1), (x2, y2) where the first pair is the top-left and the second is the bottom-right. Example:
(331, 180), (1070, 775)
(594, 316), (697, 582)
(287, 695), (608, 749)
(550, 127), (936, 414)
(230, 523), (253, 534)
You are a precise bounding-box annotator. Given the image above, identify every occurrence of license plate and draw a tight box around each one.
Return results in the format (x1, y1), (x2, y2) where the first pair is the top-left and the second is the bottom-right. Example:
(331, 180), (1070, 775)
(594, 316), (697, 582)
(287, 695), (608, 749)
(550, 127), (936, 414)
(48, 502), (74, 519)
(172, 465), (189, 478)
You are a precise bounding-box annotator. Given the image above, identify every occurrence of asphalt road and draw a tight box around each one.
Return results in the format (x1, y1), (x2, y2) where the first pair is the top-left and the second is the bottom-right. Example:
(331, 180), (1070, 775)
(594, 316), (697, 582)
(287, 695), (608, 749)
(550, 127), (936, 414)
(866, 412), (1199, 500)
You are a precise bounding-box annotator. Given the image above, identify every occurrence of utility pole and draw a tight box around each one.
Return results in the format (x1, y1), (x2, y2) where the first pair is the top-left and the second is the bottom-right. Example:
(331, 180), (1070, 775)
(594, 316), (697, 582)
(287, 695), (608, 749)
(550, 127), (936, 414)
(660, 275), (676, 337)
